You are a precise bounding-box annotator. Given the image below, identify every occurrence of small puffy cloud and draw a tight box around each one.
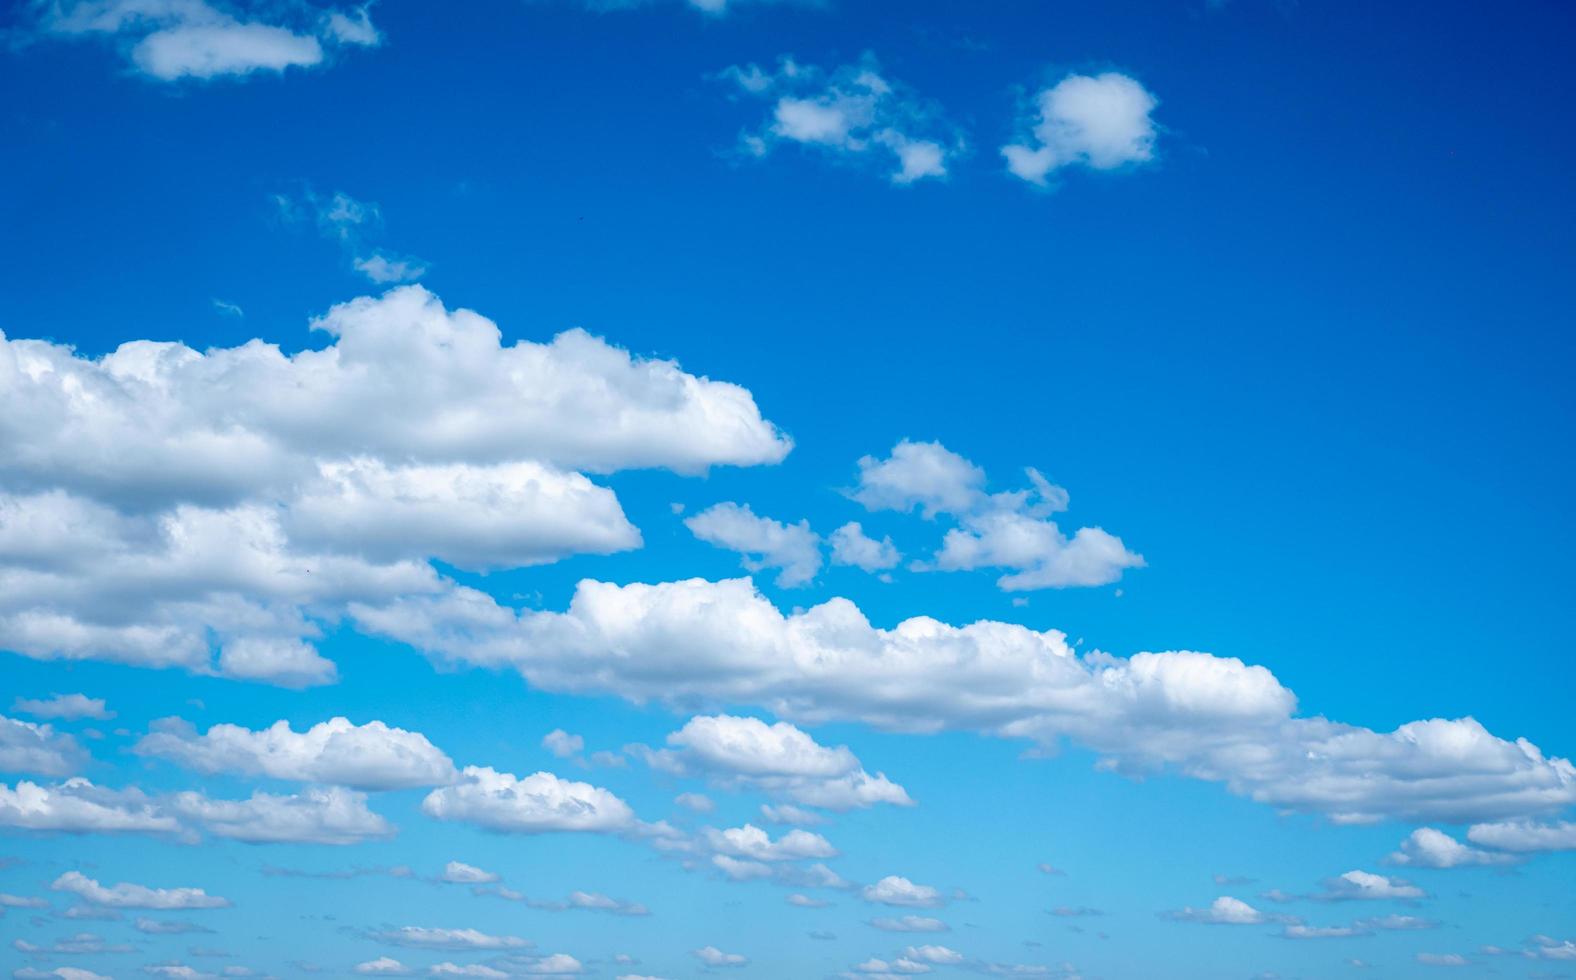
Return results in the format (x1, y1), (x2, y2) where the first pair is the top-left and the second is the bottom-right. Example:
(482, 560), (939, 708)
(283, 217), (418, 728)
(0, 715), (84, 776)
(1415, 953), (1468, 967)
(34, 0), (381, 82)
(1466, 818), (1576, 853)
(648, 714), (912, 811)
(828, 522), (901, 573)
(370, 926), (530, 951)
(693, 945), (748, 967)
(169, 785), (392, 845)
(422, 767), (636, 834)
(722, 57), (962, 185)
(869, 915), (949, 933)
(1281, 923), (1368, 939)
(904, 946), (963, 965)
(428, 965), (509, 979)
(354, 253), (428, 285)
(542, 729), (585, 759)
(1002, 72), (1159, 186)
(440, 861), (499, 884)
(704, 824), (838, 861)
(1388, 827), (1517, 868)
(787, 893), (830, 908)
(278, 189), (430, 287)
(134, 717), (456, 790)
(11, 694), (113, 721)
(1318, 871), (1425, 902)
(849, 441), (985, 518)
(851, 441), (1142, 590)
(15, 969), (113, 980)
(355, 959), (414, 976)
(51, 871), (228, 909)
(863, 876), (943, 909)
(0, 779), (178, 835)
(685, 503), (821, 587)
(1163, 896), (1266, 925)
(760, 803), (824, 825)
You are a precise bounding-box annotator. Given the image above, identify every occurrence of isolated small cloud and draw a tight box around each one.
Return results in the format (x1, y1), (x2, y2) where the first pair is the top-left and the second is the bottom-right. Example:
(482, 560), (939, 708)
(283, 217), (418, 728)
(1002, 72), (1159, 186)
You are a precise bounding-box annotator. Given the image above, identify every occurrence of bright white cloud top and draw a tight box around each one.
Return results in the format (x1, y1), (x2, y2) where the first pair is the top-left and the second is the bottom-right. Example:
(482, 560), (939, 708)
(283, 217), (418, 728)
(1002, 71), (1160, 186)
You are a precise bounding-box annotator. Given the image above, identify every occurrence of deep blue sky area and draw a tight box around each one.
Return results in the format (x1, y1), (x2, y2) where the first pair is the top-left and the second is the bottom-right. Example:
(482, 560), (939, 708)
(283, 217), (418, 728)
(1, 1), (1573, 978)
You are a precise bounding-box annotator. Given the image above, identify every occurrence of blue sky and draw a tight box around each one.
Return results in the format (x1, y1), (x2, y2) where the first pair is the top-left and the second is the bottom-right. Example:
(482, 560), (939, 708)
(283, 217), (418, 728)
(1, 1), (1574, 978)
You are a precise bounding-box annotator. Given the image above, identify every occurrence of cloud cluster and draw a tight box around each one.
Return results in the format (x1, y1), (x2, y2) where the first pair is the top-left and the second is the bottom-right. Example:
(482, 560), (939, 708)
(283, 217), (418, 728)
(1002, 73), (1160, 186)
(421, 767), (637, 834)
(685, 503), (822, 587)
(639, 714), (913, 811)
(352, 576), (1576, 825)
(2, 769), (395, 845)
(275, 189), (430, 286)
(51, 871), (228, 909)
(135, 716), (457, 790)
(0, 286), (788, 685)
(1387, 827), (1517, 868)
(852, 440), (1143, 590)
(34, 0), (381, 81)
(723, 58), (962, 184)
(0, 714), (84, 776)
(11, 693), (113, 721)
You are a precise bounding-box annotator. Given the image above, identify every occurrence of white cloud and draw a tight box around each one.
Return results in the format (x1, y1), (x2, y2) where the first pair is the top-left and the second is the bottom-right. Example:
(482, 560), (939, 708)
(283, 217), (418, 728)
(134, 716), (457, 790)
(862, 876), (943, 909)
(11, 693), (113, 721)
(759, 803), (824, 825)
(542, 729), (585, 759)
(1002, 72), (1159, 186)
(1466, 818), (1576, 852)
(828, 522), (901, 572)
(168, 785), (393, 844)
(15, 969), (112, 980)
(703, 823), (837, 861)
(355, 576), (1576, 825)
(0, 715), (84, 776)
(428, 965), (508, 979)
(1318, 870), (1425, 902)
(1164, 896), (1265, 924)
(0, 285), (787, 684)
(36, 0), (380, 81)
(441, 861), (499, 884)
(1416, 953), (1468, 967)
(370, 926), (530, 951)
(869, 915), (948, 933)
(353, 253), (428, 285)
(642, 714), (912, 811)
(421, 767), (636, 834)
(51, 871), (228, 909)
(135, 917), (214, 934)
(355, 959), (414, 976)
(723, 57), (961, 185)
(851, 441), (1142, 589)
(693, 945), (747, 967)
(685, 502), (821, 587)
(1387, 827), (1517, 868)
(0, 779), (178, 835)
(904, 945), (962, 965)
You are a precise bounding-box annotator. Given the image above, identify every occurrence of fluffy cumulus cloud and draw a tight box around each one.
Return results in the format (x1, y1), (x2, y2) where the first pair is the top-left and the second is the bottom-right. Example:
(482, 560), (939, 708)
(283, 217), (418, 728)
(828, 522), (901, 573)
(352, 575), (1576, 826)
(0, 285), (788, 685)
(421, 767), (637, 834)
(863, 876), (943, 909)
(1466, 818), (1576, 853)
(0, 714), (85, 776)
(852, 441), (1143, 589)
(441, 861), (499, 884)
(693, 945), (748, 967)
(1002, 72), (1160, 186)
(33, 0), (382, 81)
(639, 715), (912, 811)
(1318, 870), (1425, 902)
(722, 57), (962, 184)
(1388, 827), (1518, 868)
(134, 716), (457, 790)
(685, 503), (822, 587)
(168, 785), (393, 844)
(704, 823), (838, 861)
(1163, 896), (1266, 924)
(51, 871), (228, 909)
(0, 778), (179, 834)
